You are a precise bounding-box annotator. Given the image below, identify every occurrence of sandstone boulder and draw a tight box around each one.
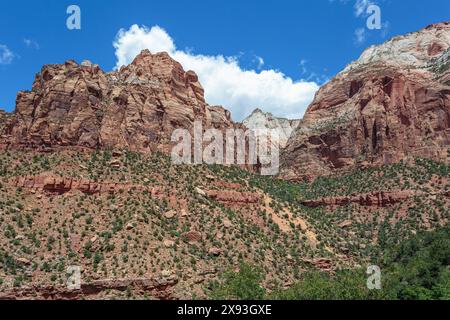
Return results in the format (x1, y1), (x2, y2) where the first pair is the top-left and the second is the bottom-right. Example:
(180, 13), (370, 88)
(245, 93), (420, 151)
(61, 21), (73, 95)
(182, 230), (202, 244)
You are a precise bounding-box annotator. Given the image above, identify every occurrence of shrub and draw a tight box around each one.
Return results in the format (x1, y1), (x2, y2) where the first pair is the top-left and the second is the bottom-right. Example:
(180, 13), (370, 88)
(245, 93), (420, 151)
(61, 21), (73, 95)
(209, 263), (266, 300)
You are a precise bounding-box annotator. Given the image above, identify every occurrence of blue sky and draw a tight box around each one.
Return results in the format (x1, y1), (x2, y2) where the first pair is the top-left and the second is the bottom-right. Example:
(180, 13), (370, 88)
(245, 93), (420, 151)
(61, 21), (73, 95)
(0, 0), (449, 120)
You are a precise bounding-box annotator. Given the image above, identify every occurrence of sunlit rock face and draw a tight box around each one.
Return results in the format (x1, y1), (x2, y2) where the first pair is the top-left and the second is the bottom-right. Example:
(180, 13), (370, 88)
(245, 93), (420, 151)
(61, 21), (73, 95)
(281, 23), (450, 181)
(243, 108), (301, 149)
(4, 49), (237, 152)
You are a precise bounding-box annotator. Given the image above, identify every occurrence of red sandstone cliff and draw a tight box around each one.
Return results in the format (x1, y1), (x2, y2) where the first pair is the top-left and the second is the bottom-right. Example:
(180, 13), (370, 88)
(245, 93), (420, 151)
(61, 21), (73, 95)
(281, 22), (450, 181)
(2, 50), (236, 151)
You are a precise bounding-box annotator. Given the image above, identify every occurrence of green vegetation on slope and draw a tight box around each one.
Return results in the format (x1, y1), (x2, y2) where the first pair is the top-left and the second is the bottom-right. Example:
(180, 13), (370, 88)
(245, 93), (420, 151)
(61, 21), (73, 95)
(209, 225), (450, 300)
(0, 149), (448, 299)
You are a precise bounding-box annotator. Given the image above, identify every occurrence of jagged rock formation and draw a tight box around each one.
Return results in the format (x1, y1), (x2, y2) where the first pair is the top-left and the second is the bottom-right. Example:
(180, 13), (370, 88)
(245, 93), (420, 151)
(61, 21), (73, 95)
(0, 110), (14, 149)
(281, 22), (450, 181)
(10, 173), (164, 196)
(205, 189), (262, 204)
(9, 173), (262, 205)
(301, 190), (434, 208)
(302, 189), (450, 209)
(0, 110), (13, 126)
(2, 50), (236, 151)
(0, 276), (179, 300)
(0, 23), (449, 301)
(243, 108), (301, 148)
(4, 23), (448, 183)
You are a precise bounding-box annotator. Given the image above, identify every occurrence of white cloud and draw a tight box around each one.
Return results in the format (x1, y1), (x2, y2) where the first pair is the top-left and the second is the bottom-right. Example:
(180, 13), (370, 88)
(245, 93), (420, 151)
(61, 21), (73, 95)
(0, 45), (14, 65)
(300, 59), (308, 75)
(114, 25), (175, 69)
(329, 0), (390, 46)
(381, 21), (390, 38)
(255, 56), (265, 70)
(24, 39), (40, 50)
(354, 28), (366, 44)
(354, 0), (374, 17)
(330, 0), (380, 18)
(113, 25), (319, 121)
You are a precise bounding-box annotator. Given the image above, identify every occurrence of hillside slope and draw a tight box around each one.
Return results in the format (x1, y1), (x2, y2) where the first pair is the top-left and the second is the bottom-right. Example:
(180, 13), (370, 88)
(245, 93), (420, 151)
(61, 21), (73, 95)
(0, 150), (447, 299)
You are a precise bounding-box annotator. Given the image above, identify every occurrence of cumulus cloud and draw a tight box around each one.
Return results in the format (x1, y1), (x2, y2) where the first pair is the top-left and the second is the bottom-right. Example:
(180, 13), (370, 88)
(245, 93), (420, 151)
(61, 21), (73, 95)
(0, 45), (14, 65)
(113, 25), (320, 121)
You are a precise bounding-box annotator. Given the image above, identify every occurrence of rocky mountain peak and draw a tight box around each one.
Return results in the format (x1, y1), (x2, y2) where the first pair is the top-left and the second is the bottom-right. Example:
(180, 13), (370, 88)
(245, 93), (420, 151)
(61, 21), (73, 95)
(124, 49), (188, 79)
(342, 21), (450, 74)
(2, 50), (235, 151)
(249, 108), (264, 115)
(243, 108), (301, 148)
(282, 23), (450, 181)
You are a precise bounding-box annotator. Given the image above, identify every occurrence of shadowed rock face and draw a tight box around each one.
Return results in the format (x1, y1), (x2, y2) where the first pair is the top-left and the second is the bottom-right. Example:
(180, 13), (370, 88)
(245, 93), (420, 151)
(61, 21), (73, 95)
(281, 23), (450, 181)
(0, 110), (14, 149)
(3, 49), (236, 151)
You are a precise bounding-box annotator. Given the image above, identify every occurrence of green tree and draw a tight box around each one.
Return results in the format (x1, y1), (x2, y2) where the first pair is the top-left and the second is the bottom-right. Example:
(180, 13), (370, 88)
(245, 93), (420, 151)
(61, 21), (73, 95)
(210, 263), (266, 300)
(271, 270), (388, 300)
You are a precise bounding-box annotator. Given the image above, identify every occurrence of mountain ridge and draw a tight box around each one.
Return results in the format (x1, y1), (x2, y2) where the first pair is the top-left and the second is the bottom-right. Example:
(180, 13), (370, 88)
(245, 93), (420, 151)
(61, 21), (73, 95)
(281, 22), (450, 181)
(242, 108), (301, 148)
(0, 22), (448, 300)
(0, 49), (239, 152)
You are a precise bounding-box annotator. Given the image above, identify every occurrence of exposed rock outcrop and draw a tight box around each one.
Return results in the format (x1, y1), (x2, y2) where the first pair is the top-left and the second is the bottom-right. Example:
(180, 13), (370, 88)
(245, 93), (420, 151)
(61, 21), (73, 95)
(0, 110), (14, 149)
(0, 110), (13, 129)
(2, 50), (237, 151)
(206, 189), (262, 204)
(182, 230), (202, 244)
(301, 189), (450, 208)
(243, 108), (301, 148)
(301, 190), (415, 208)
(302, 258), (335, 272)
(10, 173), (163, 196)
(0, 276), (179, 300)
(282, 23), (450, 181)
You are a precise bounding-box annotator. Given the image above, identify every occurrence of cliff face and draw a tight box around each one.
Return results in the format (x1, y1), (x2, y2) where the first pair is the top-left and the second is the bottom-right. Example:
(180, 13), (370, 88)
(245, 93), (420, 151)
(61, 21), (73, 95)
(0, 109), (13, 133)
(281, 22), (450, 181)
(1, 24), (449, 181)
(0, 24), (448, 300)
(0, 110), (13, 150)
(4, 50), (235, 151)
(242, 108), (301, 148)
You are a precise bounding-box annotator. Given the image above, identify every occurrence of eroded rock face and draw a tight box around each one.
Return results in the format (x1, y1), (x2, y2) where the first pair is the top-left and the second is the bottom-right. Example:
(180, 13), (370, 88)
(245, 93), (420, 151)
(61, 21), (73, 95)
(0, 276), (179, 300)
(282, 23), (450, 181)
(4, 50), (236, 151)
(301, 190), (417, 208)
(0, 110), (14, 149)
(0, 110), (13, 129)
(206, 189), (262, 204)
(10, 173), (164, 196)
(182, 230), (202, 244)
(242, 108), (301, 148)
